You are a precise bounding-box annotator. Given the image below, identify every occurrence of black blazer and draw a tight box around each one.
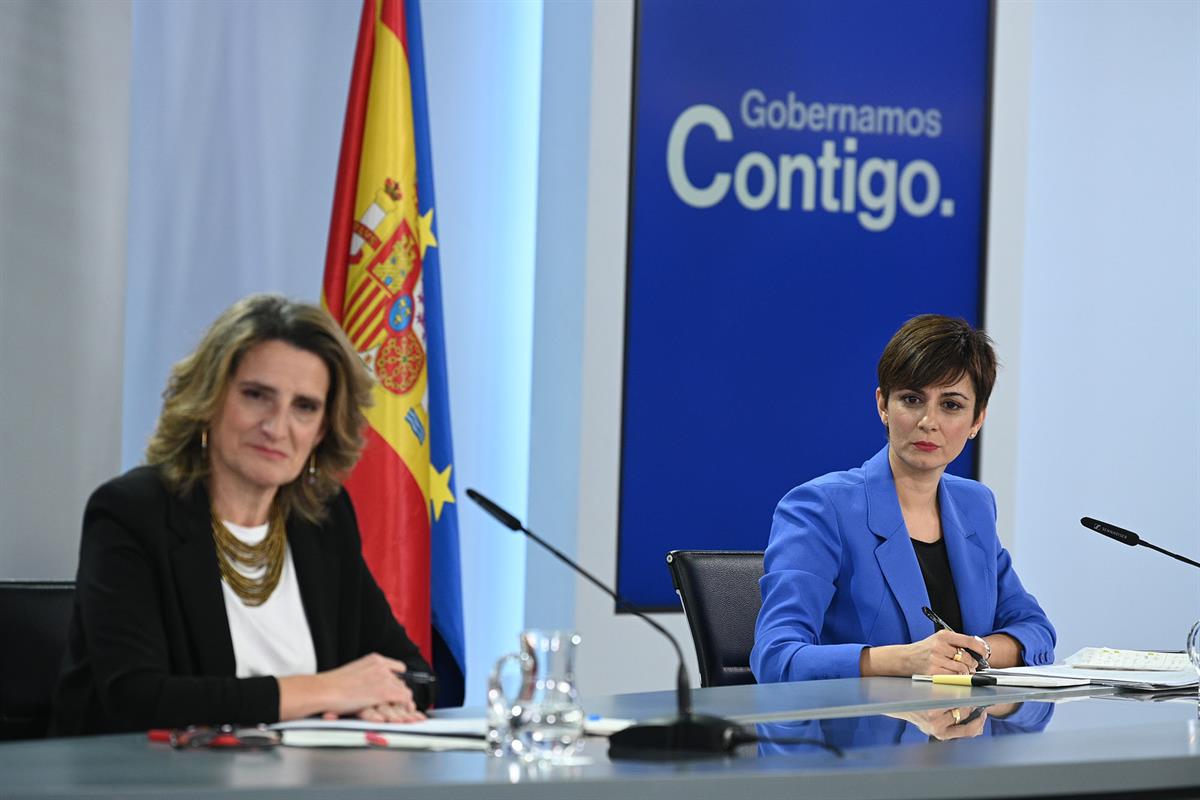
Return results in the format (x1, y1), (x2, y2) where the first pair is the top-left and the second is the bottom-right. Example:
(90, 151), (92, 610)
(51, 466), (430, 735)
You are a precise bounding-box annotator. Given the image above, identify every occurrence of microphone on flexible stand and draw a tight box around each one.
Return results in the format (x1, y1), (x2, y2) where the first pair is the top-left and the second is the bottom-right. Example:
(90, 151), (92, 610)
(466, 488), (743, 759)
(1080, 517), (1200, 569)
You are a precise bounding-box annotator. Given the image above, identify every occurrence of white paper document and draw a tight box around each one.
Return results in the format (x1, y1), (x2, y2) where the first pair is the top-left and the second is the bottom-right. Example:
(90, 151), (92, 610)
(985, 664), (1197, 691)
(272, 717), (485, 751)
(911, 673), (1090, 688)
(279, 729), (487, 751)
(1063, 647), (1191, 672)
(270, 714), (635, 749)
(272, 716), (488, 737)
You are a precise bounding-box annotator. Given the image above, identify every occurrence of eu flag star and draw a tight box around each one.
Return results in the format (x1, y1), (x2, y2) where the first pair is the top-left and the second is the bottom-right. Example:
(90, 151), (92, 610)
(430, 462), (455, 520)
(419, 208), (438, 259)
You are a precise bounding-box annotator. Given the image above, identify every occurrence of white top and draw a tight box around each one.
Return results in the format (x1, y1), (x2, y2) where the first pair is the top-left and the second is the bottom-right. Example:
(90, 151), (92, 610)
(219, 520), (317, 679)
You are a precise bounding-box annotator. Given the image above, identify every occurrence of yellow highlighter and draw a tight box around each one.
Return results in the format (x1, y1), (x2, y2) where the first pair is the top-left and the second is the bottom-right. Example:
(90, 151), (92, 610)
(931, 674), (997, 687)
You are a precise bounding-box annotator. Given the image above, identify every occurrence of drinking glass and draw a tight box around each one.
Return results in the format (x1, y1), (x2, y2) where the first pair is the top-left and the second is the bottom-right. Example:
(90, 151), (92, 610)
(487, 630), (584, 762)
(1186, 620), (1200, 715)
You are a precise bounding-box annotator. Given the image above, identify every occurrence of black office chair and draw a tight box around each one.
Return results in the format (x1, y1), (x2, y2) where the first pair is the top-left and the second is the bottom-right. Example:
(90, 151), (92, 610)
(0, 581), (75, 740)
(665, 550), (764, 688)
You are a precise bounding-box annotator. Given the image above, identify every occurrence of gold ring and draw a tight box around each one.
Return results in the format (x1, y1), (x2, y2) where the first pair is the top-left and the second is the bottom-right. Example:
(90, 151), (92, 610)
(953, 649), (964, 662)
(951, 708), (962, 723)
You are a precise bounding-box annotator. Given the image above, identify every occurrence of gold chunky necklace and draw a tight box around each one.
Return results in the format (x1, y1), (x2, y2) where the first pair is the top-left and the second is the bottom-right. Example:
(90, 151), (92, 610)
(210, 505), (286, 606)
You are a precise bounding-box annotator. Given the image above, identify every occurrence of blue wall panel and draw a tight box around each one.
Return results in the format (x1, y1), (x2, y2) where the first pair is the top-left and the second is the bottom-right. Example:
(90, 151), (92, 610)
(619, 0), (990, 608)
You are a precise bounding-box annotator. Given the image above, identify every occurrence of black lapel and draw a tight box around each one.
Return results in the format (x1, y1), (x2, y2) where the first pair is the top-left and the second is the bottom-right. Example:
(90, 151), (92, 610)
(166, 483), (237, 676)
(289, 513), (337, 670)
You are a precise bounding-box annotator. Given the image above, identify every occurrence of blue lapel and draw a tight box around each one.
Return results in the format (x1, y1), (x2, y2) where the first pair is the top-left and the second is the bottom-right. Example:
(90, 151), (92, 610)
(938, 479), (993, 636)
(864, 447), (931, 643)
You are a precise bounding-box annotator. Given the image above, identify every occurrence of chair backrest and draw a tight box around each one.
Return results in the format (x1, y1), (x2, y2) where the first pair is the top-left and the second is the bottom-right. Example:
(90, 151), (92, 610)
(665, 550), (764, 688)
(0, 581), (75, 740)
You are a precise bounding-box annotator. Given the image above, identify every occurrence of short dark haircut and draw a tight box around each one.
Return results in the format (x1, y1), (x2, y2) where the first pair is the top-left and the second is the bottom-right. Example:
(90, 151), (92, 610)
(876, 315), (997, 420)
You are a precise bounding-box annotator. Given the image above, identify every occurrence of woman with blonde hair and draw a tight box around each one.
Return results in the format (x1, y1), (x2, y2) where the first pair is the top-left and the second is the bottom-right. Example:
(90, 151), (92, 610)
(53, 294), (430, 735)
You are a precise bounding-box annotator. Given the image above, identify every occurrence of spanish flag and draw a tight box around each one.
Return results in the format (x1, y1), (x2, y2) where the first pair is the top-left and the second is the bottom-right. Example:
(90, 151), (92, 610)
(322, 0), (465, 706)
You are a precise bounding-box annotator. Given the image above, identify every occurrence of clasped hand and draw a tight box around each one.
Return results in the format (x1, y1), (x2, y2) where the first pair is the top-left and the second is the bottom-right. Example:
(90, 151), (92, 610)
(320, 653), (425, 723)
(278, 653), (425, 723)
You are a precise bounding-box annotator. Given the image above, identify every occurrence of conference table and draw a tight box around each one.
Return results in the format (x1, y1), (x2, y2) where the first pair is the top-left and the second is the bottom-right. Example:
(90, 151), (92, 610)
(2, 678), (1198, 799)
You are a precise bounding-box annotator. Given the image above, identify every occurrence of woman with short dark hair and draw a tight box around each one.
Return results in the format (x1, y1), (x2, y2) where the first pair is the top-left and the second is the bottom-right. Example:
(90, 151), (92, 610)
(752, 314), (1054, 682)
(53, 294), (431, 735)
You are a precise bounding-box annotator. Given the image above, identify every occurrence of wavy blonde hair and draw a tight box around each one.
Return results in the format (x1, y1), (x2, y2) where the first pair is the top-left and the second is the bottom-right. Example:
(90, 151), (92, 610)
(145, 294), (373, 522)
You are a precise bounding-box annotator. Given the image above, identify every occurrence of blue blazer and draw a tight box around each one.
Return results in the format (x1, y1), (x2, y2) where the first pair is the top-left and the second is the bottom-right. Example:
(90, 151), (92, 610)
(755, 700), (1055, 757)
(751, 446), (1055, 682)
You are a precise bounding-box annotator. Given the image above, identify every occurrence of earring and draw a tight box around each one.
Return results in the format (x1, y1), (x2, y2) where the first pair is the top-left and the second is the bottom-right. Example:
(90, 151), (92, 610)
(969, 430), (978, 440)
(307, 452), (318, 484)
(201, 429), (208, 452)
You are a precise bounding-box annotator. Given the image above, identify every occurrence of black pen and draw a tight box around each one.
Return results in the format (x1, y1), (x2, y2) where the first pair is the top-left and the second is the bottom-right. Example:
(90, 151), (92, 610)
(921, 606), (990, 669)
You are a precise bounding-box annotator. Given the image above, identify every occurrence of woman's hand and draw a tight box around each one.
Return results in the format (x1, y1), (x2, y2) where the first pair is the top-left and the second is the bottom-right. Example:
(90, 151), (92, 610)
(979, 633), (1021, 669)
(339, 703), (425, 724)
(860, 629), (983, 677)
(317, 653), (420, 716)
(889, 706), (988, 741)
(278, 653), (425, 722)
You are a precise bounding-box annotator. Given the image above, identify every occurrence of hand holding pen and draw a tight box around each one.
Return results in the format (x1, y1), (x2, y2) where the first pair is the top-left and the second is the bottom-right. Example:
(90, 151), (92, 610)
(859, 610), (991, 677)
(896, 628), (985, 675)
(922, 606), (991, 670)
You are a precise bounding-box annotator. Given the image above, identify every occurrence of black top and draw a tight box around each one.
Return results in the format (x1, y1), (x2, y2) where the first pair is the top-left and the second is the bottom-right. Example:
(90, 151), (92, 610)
(51, 466), (430, 735)
(911, 537), (964, 634)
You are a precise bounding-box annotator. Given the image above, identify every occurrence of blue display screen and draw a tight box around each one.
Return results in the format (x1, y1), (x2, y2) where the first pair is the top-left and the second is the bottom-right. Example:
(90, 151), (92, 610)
(618, 0), (991, 609)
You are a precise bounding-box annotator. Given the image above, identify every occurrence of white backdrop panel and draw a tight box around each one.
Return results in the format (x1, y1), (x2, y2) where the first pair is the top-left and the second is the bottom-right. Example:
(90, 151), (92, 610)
(120, 1), (359, 465)
(0, 0), (131, 579)
(1010, 0), (1200, 656)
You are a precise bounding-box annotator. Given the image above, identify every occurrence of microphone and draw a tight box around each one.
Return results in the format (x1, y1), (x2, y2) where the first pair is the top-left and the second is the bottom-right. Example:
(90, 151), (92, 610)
(466, 488), (743, 759)
(1080, 517), (1139, 546)
(1080, 517), (1200, 569)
